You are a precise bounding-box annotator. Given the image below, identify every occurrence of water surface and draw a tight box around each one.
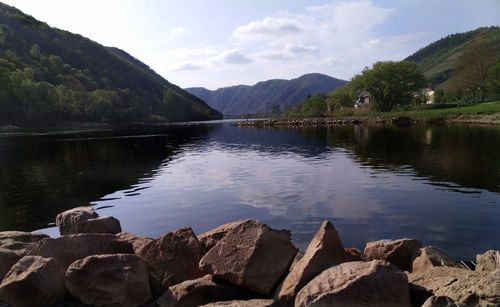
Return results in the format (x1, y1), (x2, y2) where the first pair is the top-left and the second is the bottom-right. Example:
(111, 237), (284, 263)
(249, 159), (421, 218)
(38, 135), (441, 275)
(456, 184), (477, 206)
(0, 121), (499, 260)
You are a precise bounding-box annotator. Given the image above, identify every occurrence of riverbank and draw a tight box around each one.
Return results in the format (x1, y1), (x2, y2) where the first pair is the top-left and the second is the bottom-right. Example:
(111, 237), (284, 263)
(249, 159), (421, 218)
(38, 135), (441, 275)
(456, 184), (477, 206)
(233, 101), (500, 127)
(0, 206), (499, 306)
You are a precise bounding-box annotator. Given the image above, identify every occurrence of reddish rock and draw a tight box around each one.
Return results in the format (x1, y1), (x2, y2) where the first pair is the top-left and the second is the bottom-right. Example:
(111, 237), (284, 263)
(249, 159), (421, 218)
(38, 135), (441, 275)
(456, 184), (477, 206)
(28, 233), (133, 268)
(476, 250), (500, 272)
(65, 254), (151, 307)
(295, 260), (411, 307)
(344, 247), (366, 261)
(72, 216), (122, 234)
(422, 295), (467, 307)
(289, 252), (303, 272)
(0, 231), (49, 255)
(56, 206), (99, 235)
(200, 299), (276, 307)
(0, 256), (65, 306)
(157, 274), (248, 307)
(411, 246), (464, 273)
(407, 266), (500, 306)
(199, 219), (297, 295)
(277, 221), (348, 304)
(0, 249), (21, 282)
(198, 220), (250, 251)
(137, 227), (206, 292)
(364, 238), (422, 271)
(117, 232), (153, 253)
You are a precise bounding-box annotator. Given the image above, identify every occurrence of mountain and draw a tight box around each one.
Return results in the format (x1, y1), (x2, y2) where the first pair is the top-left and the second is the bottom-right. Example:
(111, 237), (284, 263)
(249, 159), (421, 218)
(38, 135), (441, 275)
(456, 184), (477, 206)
(187, 73), (347, 115)
(405, 26), (500, 86)
(0, 3), (221, 126)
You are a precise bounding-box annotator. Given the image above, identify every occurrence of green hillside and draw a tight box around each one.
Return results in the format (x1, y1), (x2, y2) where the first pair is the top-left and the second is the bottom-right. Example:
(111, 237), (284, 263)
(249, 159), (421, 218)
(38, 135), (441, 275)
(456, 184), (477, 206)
(0, 3), (221, 126)
(405, 26), (500, 86)
(187, 73), (347, 115)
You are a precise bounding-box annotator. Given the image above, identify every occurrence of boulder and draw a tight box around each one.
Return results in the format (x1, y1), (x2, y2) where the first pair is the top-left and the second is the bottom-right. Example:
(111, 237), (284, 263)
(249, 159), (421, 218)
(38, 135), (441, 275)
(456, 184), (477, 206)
(117, 232), (154, 253)
(289, 252), (303, 272)
(407, 266), (500, 306)
(411, 246), (464, 273)
(277, 221), (348, 304)
(65, 254), (151, 307)
(198, 220), (250, 251)
(72, 216), (122, 234)
(422, 295), (466, 307)
(200, 299), (276, 307)
(56, 206), (99, 235)
(137, 227), (206, 292)
(0, 256), (65, 306)
(199, 219), (298, 295)
(295, 260), (411, 307)
(157, 274), (249, 307)
(0, 249), (21, 282)
(28, 233), (133, 268)
(344, 248), (366, 261)
(364, 238), (422, 271)
(476, 250), (500, 272)
(0, 231), (49, 255)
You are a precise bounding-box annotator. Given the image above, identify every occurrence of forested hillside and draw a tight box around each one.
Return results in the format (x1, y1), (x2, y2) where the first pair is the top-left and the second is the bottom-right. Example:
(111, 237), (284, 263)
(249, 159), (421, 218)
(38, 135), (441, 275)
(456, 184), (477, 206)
(405, 26), (500, 86)
(187, 73), (346, 115)
(0, 3), (221, 126)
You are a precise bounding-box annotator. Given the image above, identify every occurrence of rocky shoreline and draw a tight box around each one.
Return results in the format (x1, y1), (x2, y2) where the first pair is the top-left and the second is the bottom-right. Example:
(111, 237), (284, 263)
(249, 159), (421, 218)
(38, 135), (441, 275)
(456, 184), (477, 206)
(0, 206), (499, 306)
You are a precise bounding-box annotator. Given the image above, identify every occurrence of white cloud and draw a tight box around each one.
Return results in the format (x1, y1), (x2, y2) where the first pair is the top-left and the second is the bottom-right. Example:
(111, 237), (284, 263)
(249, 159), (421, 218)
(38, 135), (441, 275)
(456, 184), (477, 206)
(234, 17), (301, 38)
(214, 49), (253, 65)
(174, 62), (203, 71)
(169, 26), (187, 38)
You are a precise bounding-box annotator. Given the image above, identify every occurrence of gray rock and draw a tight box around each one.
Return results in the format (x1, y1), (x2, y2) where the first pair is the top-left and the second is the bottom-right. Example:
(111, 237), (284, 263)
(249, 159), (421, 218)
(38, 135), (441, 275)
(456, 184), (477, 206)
(117, 231), (154, 253)
(0, 249), (21, 282)
(199, 219), (297, 295)
(55, 206), (99, 235)
(476, 250), (500, 272)
(364, 238), (422, 271)
(73, 216), (122, 234)
(138, 227), (206, 292)
(157, 274), (247, 307)
(65, 254), (151, 307)
(295, 260), (411, 307)
(411, 246), (464, 273)
(422, 295), (467, 307)
(277, 220), (348, 304)
(407, 266), (500, 306)
(0, 231), (49, 256)
(28, 233), (133, 268)
(200, 299), (276, 307)
(0, 256), (65, 306)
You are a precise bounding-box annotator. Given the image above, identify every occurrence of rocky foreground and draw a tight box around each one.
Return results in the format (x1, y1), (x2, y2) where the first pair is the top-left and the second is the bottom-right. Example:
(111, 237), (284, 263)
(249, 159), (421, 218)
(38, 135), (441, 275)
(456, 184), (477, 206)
(0, 207), (499, 307)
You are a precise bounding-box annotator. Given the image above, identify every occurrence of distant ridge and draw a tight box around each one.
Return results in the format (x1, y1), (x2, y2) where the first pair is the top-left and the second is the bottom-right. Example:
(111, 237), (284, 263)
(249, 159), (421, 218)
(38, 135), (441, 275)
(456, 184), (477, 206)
(187, 73), (347, 115)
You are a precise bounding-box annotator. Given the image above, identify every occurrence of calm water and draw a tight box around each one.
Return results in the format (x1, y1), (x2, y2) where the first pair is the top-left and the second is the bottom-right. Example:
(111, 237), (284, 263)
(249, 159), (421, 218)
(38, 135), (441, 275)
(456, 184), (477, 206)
(0, 120), (499, 260)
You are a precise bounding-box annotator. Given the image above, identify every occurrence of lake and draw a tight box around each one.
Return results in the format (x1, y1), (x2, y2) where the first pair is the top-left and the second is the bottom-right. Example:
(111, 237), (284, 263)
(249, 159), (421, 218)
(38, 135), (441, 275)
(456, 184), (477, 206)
(0, 120), (499, 260)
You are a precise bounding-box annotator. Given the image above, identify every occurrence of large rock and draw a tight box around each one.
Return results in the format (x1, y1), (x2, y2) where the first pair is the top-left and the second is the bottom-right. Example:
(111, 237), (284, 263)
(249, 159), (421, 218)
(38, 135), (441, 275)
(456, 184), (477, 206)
(157, 274), (248, 307)
(476, 250), (500, 272)
(0, 256), (65, 306)
(199, 219), (297, 295)
(407, 266), (500, 306)
(277, 220), (348, 304)
(73, 216), (122, 234)
(295, 260), (411, 307)
(411, 246), (464, 273)
(344, 247), (366, 262)
(28, 233), (133, 268)
(65, 254), (151, 307)
(0, 249), (21, 282)
(117, 232), (154, 253)
(198, 220), (250, 251)
(55, 206), (99, 235)
(364, 238), (422, 271)
(138, 227), (206, 292)
(200, 299), (276, 307)
(0, 231), (48, 255)
(422, 295), (467, 307)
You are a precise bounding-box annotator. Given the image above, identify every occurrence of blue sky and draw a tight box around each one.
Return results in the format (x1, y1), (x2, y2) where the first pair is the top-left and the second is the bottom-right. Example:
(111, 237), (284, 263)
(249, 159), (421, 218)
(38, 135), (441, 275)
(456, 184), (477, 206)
(3, 0), (499, 89)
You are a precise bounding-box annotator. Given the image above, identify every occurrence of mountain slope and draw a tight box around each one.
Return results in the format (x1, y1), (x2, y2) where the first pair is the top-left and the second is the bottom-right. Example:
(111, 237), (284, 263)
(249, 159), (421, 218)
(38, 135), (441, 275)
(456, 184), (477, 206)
(187, 73), (347, 115)
(405, 26), (500, 86)
(0, 3), (221, 125)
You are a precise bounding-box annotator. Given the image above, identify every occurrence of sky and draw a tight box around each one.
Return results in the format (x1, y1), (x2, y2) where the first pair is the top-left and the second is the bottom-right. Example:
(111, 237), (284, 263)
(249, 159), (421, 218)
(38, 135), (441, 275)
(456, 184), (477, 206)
(3, 0), (499, 89)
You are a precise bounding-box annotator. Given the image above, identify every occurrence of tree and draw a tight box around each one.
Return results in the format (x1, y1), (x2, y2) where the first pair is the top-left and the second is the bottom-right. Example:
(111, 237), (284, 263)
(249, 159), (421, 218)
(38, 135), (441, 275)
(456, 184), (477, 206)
(449, 40), (497, 102)
(487, 60), (500, 100)
(327, 79), (360, 110)
(357, 61), (426, 112)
